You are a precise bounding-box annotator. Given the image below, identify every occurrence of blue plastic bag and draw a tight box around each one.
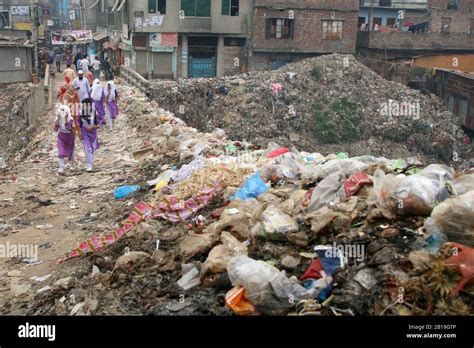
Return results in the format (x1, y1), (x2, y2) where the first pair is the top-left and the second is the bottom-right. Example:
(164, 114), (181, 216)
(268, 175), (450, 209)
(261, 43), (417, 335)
(231, 172), (269, 200)
(114, 185), (140, 199)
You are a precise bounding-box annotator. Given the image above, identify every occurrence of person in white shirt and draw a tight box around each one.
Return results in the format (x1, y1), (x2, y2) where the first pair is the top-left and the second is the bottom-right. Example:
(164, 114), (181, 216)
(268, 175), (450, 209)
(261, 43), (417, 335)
(92, 58), (101, 79)
(81, 57), (90, 72)
(72, 70), (91, 102)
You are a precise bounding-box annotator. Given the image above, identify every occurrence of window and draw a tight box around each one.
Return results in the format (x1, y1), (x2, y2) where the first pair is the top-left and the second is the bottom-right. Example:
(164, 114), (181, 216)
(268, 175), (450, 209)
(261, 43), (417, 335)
(470, 18), (474, 35)
(0, 11), (10, 29)
(441, 17), (451, 33)
(379, 0), (392, 6)
(322, 20), (343, 40)
(149, 0), (166, 14)
(373, 17), (382, 29)
(224, 37), (246, 46)
(222, 0), (239, 16)
(265, 19), (294, 39)
(358, 16), (366, 28)
(386, 17), (396, 27)
(181, 0), (211, 17)
(447, 0), (459, 10)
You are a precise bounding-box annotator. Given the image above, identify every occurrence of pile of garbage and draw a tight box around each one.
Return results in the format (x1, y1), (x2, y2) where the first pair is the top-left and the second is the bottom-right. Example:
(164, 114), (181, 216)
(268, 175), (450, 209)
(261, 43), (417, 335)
(149, 54), (471, 165)
(21, 83), (473, 316)
(0, 83), (37, 168)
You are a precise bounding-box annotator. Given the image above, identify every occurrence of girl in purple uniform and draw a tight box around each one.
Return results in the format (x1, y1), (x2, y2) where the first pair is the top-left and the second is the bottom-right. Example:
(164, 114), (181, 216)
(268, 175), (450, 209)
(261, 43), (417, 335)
(79, 98), (100, 172)
(90, 79), (106, 125)
(55, 105), (75, 174)
(105, 81), (119, 130)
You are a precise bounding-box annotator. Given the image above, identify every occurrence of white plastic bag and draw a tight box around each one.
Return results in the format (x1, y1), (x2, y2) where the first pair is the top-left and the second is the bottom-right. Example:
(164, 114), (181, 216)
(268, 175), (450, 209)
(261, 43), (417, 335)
(227, 256), (315, 315)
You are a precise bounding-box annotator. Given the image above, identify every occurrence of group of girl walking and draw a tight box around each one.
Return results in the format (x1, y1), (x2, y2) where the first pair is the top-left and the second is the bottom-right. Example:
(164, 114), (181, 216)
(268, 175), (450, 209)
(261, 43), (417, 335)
(56, 74), (119, 174)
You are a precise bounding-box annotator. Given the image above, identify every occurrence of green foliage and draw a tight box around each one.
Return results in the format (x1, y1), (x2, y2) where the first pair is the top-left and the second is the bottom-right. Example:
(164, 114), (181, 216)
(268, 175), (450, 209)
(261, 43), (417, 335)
(313, 97), (363, 144)
(310, 64), (323, 80)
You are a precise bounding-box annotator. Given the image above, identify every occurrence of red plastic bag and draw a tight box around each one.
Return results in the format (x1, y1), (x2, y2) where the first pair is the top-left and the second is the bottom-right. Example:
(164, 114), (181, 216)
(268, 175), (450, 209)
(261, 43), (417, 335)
(267, 148), (289, 159)
(300, 259), (324, 281)
(341, 172), (372, 199)
(445, 242), (474, 295)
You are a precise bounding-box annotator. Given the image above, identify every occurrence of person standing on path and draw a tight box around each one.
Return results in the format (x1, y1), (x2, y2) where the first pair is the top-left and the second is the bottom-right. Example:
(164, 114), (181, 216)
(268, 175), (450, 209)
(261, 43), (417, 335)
(63, 64), (76, 81)
(92, 57), (101, 79)
(63, 84), (82, 141)
(91, 79), (106, 125)
(105, 81), (119, 130)
(79, 98), (100, 172)
(54, 105), (75, 174)
(55, 51), (63, 73)
(72, 70), (91, 102)
(81, 56), (90, 73)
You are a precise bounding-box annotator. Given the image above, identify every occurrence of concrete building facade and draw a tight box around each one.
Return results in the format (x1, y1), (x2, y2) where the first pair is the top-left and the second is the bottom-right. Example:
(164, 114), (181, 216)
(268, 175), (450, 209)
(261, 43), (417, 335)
(124, 0), (252, 79)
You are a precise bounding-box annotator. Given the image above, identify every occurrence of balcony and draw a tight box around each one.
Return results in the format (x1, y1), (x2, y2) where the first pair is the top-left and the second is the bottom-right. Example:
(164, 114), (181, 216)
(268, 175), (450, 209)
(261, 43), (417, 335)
(179, 18), (212, 32)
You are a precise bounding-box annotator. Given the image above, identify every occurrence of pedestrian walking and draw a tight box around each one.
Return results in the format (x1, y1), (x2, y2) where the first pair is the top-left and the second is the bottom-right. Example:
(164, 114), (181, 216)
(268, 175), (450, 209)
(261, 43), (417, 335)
(55, 105), (75, 174)
(105, 81), (119, 130)
(92, 57), (101, 79)
(79, 98), (100, 172)
(81, 56), (90, 73)
(55, 51), (63, 72)
(72, 70), (91, 102)
(91, 79), (106, 125)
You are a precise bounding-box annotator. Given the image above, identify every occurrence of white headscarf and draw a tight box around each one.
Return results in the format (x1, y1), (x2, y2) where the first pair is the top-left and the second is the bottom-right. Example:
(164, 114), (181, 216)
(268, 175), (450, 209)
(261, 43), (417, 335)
(90, 79), (103, 101)
(105, 80), (116, 100)
(56, 104), (72, 133)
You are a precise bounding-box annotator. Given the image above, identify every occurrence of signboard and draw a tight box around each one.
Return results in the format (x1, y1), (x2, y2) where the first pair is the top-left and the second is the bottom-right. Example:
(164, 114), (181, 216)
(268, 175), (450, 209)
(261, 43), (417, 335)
(161, 33), (178, 47)
(51, 30), (92, 45)
(149, 33), (178, 47)
(151, 46), (175, 53)
(122, 24), (129, 40)
(11, 6), (30, 16)
(13, 23), (32, 31)
(149, 33), (161, 46)
(97, 26), (122, 38)
(182, 48), (188, 63)
(136, 15), (164, 28)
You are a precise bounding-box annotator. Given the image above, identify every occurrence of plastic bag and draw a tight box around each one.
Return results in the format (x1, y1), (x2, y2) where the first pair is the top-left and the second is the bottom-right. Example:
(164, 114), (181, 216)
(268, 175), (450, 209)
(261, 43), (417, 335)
(426, 191), (474, 247)
(391, 164), (455, 216)
(305, 171), (346, 213)
(231, 172), (269, 200)
(260, 152), (305, 181)
(227, 256), (315, 315)
(201, 232), (248, 275)
(225, 286), (257, 316)
(319, 159), (368, 178)
(267, 147), (289, 159)
(452, 174), (474, 195)
(253, 205), (299, 241)
(114, 185), (140, 199)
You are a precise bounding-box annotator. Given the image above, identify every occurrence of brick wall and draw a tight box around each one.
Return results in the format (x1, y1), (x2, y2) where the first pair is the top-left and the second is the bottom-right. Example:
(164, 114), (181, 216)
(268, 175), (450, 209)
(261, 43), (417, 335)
(252, 8), (358, 53)
(428, 0), (474, 10)
(430, 9), (473, 33)
(223, 46), (247, 75)
(357, 31), (474, 50)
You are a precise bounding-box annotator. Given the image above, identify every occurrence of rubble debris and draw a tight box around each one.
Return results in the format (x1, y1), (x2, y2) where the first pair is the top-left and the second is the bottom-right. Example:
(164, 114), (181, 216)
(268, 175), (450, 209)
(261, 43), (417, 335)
(15, 75), (472, 317)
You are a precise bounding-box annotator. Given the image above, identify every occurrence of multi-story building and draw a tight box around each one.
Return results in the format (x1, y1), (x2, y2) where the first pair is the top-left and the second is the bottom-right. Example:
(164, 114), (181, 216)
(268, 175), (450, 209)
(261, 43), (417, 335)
(124, 0), (252, 79)
(358, 0), (428, 31)
(249, 0), (359, 71)
(357, 0), (474, 60)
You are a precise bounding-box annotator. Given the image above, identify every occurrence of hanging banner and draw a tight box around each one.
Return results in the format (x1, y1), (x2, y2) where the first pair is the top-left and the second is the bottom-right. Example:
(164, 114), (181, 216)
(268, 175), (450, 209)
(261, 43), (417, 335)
(51, 30), (92, 45)
(11, 6), (30, 16)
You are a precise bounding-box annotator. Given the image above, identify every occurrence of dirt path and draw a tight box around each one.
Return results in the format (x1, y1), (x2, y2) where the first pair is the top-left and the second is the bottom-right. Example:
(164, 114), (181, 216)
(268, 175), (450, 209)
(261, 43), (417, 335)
(0, 75), (144, 313)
